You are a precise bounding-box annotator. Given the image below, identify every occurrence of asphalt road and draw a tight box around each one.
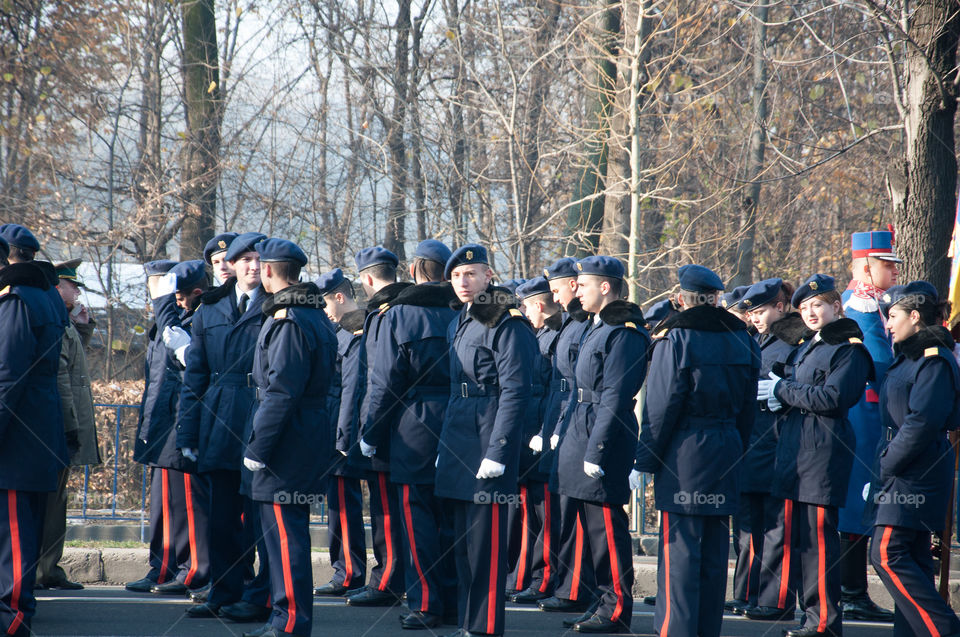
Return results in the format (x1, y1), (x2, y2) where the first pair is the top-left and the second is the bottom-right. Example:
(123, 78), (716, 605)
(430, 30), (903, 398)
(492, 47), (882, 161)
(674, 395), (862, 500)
(31, 587), (894, 637)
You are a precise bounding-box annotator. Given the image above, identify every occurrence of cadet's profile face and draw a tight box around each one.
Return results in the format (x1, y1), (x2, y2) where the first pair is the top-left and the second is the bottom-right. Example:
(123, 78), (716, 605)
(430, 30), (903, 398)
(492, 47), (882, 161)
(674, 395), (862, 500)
(868, 258), (898, 290)
(550, 277), (578, 309)
(175, 288), (202, 311)
(451, 264), (492, 303)
(747, 302), (786, 334)
(886, 305), (921, 344)
(211, 252), (235, 284)
(522, 297), (545, 329)
(57, 279), (80, 309)
(799, 296), (840, 331)
(575, 275), (607, 313)
(232, 252), (261, 290)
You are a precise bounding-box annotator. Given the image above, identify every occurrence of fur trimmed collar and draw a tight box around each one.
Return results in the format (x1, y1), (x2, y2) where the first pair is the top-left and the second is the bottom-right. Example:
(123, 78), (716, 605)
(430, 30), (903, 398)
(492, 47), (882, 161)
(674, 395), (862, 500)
(769, 312), (811, 346)
(339, 308), (367, 333)
(897, 326), (955, 360)
(263, 282), (325, 315)
(566, 297), (590, 322)
(390, 281), (458, 308)
(200, 277), (237, 304)
(598, 300), (645, 326)
(468, 285), (521, 328)
(544, 311), (563, 331)
(366, 281), (413, 312)
(818, 317), (864, 345)
(653, 304), (747, 335)
(0, 262), (50, 290)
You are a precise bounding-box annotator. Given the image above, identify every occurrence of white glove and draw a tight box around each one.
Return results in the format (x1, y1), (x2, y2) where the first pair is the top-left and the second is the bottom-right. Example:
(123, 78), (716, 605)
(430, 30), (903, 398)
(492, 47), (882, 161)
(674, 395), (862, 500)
(862, 482), (871, 502)
(181, 448), (198, 462)
(764, 371), (783, 410)
(550, 434), (560, 450)
(529, 435), (543, 454)
(767, 395), (783, 411)
(162, 326), (191, 351)
(757, 379), (775, 402)
(629, 469), (644, 490)
(476, 458), (506, 479)
(359, 438), (377, 458)
(174, 345), (189, 367)
(584, 461), (605, 479)
(244, 457), (266, 471)
(151, 272), (177, 299)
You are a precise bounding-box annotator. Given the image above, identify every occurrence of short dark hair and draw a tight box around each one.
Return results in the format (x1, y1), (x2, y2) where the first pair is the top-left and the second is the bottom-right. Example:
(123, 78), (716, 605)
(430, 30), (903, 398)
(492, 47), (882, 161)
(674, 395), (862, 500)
(364, 263), (397, 283)
(600, 276), (623, 299)
(327, 279), (355, 301)
(9, 246), (35, 262)
(271, 260), (302, 283)
(413, 257), (444, 283)
(681, 289), (720, 308)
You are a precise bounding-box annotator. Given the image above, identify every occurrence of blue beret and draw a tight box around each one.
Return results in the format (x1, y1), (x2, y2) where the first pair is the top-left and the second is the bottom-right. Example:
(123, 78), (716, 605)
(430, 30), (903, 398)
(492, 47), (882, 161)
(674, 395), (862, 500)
(256, 238), (308, 266)
(516, 277), (551, 300)
(0, 236), (8, 262)
(576, 255), (624, 279)
(739, 278), (782, 310)
(444, 244), (488, 280)
(678, 264), (724, 293)
(879, 280), (939, 318)
(414, 239), (452, 265)
(355, 246), (399, 272)
(500, 278), (526, 294)
(316, 268), (347, 296)
(542, 257), (578, 281)
(170, 260), (207, 292)
(0, 223), (40, 252)
(144, 259), (178, 276)
(852, 230), (902, 263)
(791, 273), (835, 308)
(721, 285), (751, 310)
(643, 299), (676, 326)
(203, 232), (239, 264)
(224, 232), (266, 262)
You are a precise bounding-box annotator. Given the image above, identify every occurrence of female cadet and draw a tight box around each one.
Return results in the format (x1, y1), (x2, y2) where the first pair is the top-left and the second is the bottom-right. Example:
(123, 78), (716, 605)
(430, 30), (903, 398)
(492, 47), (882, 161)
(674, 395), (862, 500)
(759, 274), (873, 637)
(868, 282), (960, 637)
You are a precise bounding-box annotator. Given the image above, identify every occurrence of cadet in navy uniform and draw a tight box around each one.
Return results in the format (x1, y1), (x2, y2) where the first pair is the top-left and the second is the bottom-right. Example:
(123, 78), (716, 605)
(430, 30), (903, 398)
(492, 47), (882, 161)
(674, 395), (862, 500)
(866, 282), (960, 637)
(636, 265), (759, 637)
(0, 224), (67, 329)
(736, 279), (808, 622)
(538, 257), (598, 614)
(0, 237), (68, 637)
(761, 274), (873, 637)
(436, 244), (538, 637)
(509, 277), (563, 605)
(345, 246), (411, 607)
(313, 268), (368, 596)
(241, 238), (337, 637)
(206, 232), (239, 284)
(556, 257), (650, 634)
(177, 232), (272, 622)
(359, 239), (460, 628)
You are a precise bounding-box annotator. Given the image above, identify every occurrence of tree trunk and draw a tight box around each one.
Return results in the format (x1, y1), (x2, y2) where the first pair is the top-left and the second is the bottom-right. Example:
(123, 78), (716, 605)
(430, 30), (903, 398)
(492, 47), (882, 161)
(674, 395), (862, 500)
(179, 0), (222, 260)
(384, 0), (412, 259)
(891, 1), (960, 294)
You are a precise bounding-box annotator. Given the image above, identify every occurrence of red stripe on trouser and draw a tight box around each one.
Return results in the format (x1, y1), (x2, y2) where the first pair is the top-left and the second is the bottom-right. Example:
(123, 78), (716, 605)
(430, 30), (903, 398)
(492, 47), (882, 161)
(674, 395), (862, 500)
(183, 474), (199, 586)
(376, 473), (394, 592)
(602, 504), (624, 623)
(516, 485), (529, 589)
(661, 511), (671, 635)
(879, 526), (941, 637)
(539, 485), (552, 593)
(778, 500), (793, 609)
(816, 506), (827, 633)
(159, 469), (171, 584)
(745, 535), (754, 601)
(402, 485), (429, 610)
(273, 504), (297, 634)
(570, 513), (585, 601)
(6, 492), (23, 636)
(337, 478), (355, 586)
(487, 504), (501, 634)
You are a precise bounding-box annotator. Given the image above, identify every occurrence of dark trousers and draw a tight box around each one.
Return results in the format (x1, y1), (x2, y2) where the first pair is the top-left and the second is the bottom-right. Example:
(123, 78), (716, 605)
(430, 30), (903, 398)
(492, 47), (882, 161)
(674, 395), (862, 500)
(579, 499), (633, 628)
(367, 471), (404, 595)
(325, 475), (366, 588)
(732, 492), (776, 606)
(839, 531), (869, 595)
(871, 525), (960, 637)
(147, 467), (177, 584)
(654, 511), (729, 637)
(240, 495), (271, 606)
(167, 470), (210, 588)
(553, 493), (596, 603)
(260, 502), (313, 636)
(793, 502), (841, 635)
(398, 483), (457, 615)
(36, 467), (69, 585)
(505, 481), (558, 596)
(206, 469), (269, 607)
(0, 490), (42, 637)
(453, 500), (508, 635)
(757, 498), (799, 610)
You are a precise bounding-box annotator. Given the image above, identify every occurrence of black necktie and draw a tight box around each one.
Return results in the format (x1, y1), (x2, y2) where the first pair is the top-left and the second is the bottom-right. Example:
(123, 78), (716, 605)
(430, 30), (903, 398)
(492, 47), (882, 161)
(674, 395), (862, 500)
(238, 293), (248, 316)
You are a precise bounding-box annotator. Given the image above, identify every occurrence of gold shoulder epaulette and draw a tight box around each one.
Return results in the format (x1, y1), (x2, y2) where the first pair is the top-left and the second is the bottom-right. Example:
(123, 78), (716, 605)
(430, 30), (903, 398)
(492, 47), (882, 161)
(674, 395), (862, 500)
(0, 285), (9, 297)
(274, 308), (288, 319)
(624, 321), (637, 329)
(925, 347), (939, 358)
(379, 302), (390, 313)
(508, 308), (523, 318)
(848, 337), (862, 344)
(353, 329), (363, 336)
